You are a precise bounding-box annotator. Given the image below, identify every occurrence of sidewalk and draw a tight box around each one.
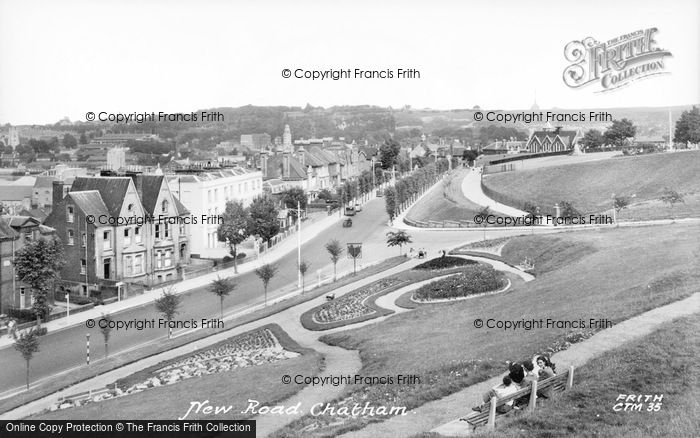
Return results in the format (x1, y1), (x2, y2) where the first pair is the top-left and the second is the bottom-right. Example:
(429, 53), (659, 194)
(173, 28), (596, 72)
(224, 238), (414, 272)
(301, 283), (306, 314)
(461, 168), (527, 217)
(0, 207), (344, 350)
(340, 293), (700, 438)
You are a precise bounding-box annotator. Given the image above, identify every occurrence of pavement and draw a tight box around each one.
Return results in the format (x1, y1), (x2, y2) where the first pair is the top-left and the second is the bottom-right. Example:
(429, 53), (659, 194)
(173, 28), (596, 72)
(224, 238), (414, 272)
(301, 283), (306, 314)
(461, 168), (527, 217)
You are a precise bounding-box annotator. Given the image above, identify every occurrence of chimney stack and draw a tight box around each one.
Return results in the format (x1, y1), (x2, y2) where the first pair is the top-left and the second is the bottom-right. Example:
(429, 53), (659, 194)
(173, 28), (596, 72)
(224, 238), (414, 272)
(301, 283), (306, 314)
(52, 180), (65, 207)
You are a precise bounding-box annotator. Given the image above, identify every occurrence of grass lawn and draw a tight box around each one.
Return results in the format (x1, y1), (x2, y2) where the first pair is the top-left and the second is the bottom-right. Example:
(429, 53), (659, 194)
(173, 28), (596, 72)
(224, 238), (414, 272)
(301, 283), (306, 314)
(29, 324), (322, 421)
(406, 168), (484, 223)
(0, 256), (407, 416)
(482, 150), (700, 215)
(472, 313), (700, 438)
(270, 223), (700, 437)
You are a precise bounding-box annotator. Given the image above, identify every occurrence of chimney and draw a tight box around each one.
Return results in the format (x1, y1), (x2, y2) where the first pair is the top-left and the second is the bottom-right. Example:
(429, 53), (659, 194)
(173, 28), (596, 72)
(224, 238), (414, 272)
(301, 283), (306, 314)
(283, 153), (290, 178)
(52, 180), (64, 207)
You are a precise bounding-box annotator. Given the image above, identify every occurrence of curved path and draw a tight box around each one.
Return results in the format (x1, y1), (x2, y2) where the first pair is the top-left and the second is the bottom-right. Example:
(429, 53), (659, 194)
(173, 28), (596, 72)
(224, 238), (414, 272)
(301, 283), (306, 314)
(461, 169), (527, 217)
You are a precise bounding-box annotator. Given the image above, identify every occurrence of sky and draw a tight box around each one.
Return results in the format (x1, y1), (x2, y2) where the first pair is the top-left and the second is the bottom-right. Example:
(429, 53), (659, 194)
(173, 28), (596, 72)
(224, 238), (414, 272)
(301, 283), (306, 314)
(1, 0), (698, 125)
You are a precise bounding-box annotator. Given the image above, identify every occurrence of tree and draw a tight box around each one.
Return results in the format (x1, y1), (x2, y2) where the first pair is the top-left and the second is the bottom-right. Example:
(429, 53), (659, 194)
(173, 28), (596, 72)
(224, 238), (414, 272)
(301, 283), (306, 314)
(255, 264), (278, 306)
(217, 200), (250, 273)
(384, 187), (397, 222)
(325, 239), (343, 281)
(613, 195), (630, 212)
(379, 138), (401, 170)
(558, 200), (580, 217)
(13, 238), (65, 324)
(673, 106), (700, 145)
(154, 287), (181, 339)
(299, 261), (309, 293)
(281, 187), (307, 220)
(14, 329), (40, 389)
(79, 133), (88, 145)
(209, 276), (236, 320)
(62, 133), (78, 149)
(247, 195), (280, 249)
(386, 231), (412, 255)
(660, 188), (684, 209)
(581, 129), (605, 149)
(522, 201), (540, 218)
(604, 119), (637, 147)
(100, 313), (113, 358)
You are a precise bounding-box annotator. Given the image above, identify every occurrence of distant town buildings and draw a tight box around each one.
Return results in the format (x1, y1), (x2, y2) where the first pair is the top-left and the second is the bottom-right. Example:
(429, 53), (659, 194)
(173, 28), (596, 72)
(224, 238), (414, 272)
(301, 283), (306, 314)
(240, 134), (271, 152)
(526, 126), (583, 153)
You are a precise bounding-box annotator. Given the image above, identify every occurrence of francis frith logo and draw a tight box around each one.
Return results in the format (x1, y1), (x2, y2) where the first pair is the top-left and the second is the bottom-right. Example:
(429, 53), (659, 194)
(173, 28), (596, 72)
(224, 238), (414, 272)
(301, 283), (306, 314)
(563, 28), (672, 92)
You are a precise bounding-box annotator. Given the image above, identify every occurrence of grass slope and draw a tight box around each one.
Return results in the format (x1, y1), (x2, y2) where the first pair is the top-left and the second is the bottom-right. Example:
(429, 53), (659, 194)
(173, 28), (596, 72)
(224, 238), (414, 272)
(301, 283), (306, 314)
(271, 223), (700, 437)
(473, 313), (700, 438)
(406, 168), (484, 223)
(482, 150), (700, 214)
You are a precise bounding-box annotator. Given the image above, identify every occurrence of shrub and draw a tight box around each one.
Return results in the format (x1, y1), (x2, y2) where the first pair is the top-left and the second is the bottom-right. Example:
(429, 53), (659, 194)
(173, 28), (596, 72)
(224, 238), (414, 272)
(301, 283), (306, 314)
(236, 252), (246, 260)
(222, 255), (233, 263)
(413, 265), (507, 301)
(7, 307), (37, 323)
(414, 256), (477, 270)
(35, 327), (48, 336)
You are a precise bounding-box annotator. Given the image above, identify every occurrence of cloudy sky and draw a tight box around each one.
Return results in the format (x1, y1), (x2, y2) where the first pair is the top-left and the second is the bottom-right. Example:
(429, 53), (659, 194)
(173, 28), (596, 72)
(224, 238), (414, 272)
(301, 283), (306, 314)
(1, 0), (698, 124)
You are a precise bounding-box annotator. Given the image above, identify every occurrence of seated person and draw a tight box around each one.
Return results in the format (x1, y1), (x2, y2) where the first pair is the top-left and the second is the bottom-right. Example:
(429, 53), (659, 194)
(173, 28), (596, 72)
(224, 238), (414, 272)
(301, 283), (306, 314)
(536, 356), (556, 398)
(473, 376), (518, 414)
(514, 360), (539, 407)
(508, 361), (525, 388)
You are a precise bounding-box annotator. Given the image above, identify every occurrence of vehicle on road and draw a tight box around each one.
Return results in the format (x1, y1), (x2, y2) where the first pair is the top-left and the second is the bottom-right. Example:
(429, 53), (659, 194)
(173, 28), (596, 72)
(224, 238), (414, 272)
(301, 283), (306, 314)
(343, 218), (353, 227)
(344, 206), (356, 216)
(355, 203), (362, 212)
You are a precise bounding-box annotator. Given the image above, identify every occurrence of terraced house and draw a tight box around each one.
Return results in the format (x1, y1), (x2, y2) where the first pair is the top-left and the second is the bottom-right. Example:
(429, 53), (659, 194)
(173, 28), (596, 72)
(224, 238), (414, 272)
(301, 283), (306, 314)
(44, 175), (190, 298)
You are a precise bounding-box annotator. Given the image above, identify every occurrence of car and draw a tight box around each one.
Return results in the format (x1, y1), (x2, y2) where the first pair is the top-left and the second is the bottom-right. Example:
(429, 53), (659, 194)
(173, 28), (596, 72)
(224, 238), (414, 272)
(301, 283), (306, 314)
(354, 203), (362, 212)
(344, 206), (356, 216)
(343, 218), (353, 227)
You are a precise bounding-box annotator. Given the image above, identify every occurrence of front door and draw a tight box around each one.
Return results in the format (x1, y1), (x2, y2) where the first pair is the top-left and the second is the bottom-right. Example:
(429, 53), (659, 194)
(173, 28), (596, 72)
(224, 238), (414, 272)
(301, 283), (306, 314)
(104, 258), (111, 279)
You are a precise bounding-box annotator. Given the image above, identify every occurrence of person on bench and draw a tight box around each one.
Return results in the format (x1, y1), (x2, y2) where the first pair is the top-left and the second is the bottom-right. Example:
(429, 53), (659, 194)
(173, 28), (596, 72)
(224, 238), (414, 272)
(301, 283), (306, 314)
(514, 360), (539, 408)
(508, 361), (525, 388)
(473, 376), (518, 414)
(536, 356), (556, 398)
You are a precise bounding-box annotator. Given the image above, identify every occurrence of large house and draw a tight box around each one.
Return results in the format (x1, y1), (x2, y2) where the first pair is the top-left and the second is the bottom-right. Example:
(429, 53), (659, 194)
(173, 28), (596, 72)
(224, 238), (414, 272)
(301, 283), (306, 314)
(526, 127), (583, 153)
(0, 216), (56, 312)
(167, 168), (263, 258)
(44, 175), (190, 297)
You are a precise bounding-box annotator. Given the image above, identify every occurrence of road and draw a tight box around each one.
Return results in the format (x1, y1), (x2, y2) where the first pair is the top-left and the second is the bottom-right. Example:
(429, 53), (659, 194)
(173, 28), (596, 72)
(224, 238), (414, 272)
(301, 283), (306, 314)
(0, 197), (394, 393)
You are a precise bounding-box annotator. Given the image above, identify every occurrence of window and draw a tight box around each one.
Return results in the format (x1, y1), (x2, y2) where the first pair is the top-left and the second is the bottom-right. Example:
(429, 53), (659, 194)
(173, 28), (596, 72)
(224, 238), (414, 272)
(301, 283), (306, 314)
(127, 203), (134, 213)
(164, 250), (172, 268)
(103, 231), (111, 250)
(134, 254), (143, 274)
(161, 200), (169, 213)
(164, 223), (170, 238)
(156, 251), (163, 269)
(214, 188), (218, 202)
(208, 190), (212, 202)
(125, 256), (133, 276)
(67, 229), (75, 245)
(155, 224), (161, 239)
(124, 228), (131, 246)
(81, 232), (86, 247)
(134, 226), (142, 244)
(80, 259), (86, 274)
(67, 205), (74, 223)
(179, 222), (185, 236)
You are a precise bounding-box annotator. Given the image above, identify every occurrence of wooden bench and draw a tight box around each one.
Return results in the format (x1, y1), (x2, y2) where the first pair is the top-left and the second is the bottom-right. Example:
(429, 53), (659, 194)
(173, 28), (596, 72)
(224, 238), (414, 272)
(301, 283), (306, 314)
(460, 366), (574, 431)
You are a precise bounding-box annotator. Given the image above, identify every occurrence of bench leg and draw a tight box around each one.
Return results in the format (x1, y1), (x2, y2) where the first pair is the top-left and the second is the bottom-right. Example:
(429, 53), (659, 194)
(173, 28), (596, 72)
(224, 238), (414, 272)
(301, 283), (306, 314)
(487, 396), (497, 430)
(528, 380), (538, 411)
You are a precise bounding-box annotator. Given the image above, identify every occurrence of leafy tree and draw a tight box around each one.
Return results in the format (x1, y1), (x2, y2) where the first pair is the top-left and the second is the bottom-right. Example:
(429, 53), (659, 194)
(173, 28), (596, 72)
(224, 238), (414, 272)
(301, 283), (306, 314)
(325, 239), (344, 281)
(299, 261), (309, 293)
(384, 187), (397, 221)
(581, 129), (605, 149)
(154, 287), (181, 339)
(379, 138), (401, 170)
(79, 133), (88, 144)
(247, 195), (280, 249)
(282, 187), (307, 220)
(217, 200), (250, 273)
(100, 313), (113, 358)
(478, 205), (491, 218)
(62, 133), (78, 149)
(613, 195), (630, 212)
(255, 264), (278, 306)
(604, 119), (637, 147)
(558, 200), (580, 217)
(673, 106), (700, 145)
(209, 276), (236, 320)
(14, 329), (40, 389)
(317, 189), (334, 202)
(522, 201), (540, 217)
(14, 238), (65, 324)
(386, 231), (412, 255)
(660, 188), (684, 208)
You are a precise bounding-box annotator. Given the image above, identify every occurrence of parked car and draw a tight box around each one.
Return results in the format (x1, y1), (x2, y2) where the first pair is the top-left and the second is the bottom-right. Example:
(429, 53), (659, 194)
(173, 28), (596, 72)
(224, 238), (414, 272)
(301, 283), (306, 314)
(344, 206), (356, 216)
(354, 203), (362, 212)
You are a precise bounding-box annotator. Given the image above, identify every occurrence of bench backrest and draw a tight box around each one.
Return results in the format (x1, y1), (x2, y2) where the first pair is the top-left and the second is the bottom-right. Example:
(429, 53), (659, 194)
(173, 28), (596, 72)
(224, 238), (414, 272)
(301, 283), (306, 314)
(490, 368), (569, 409)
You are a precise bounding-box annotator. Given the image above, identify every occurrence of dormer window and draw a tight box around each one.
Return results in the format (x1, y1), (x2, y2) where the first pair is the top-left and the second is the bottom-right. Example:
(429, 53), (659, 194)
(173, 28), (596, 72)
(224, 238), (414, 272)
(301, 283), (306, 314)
(127, 203), (134, 214)
(161, 200), (169, 213)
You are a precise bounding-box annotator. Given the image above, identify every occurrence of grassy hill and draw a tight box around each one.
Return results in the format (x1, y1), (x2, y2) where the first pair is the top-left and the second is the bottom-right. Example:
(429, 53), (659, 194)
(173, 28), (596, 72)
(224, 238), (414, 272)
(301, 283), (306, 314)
(482, 150), (700, 215)
(405, 168), (485, 224)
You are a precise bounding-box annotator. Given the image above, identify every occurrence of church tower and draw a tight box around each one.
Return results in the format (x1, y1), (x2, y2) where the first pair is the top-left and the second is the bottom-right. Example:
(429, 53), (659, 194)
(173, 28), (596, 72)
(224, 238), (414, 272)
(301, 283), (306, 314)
(283, 124), (292, 153)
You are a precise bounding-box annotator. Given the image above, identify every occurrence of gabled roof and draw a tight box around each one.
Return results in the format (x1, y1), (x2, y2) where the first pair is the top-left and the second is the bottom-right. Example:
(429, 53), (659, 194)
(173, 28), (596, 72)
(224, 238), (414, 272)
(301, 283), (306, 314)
(132, 174), (164, 215)
(4, 216), (42, 229)
(19, 207), (50, 222)
(34, 176), (56, 188)
(70, 177), (131, 217)
(173, 196), (189, 216)
(68, 191), (110, 218)
(0, 219), (18, 240)
(529, 130), (580, 147)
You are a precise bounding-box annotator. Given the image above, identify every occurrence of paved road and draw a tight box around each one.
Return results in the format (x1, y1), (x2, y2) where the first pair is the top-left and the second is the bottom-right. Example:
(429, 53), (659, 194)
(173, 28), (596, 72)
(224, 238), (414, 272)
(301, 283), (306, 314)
(0, 197), (393, 393)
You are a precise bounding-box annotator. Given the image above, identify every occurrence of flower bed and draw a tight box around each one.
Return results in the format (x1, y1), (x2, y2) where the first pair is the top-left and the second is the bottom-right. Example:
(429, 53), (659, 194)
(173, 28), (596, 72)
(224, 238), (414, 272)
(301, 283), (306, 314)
(313, 278), (404, 324)
(413, 256), (478, 270)
(413, 265), (507, 301)
(49, 327), (298, 412)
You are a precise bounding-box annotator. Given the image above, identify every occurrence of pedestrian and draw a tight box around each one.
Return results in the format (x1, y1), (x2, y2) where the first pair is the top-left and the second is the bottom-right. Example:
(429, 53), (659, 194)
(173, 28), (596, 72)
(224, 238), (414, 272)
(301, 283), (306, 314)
(7, 318), (17, 339)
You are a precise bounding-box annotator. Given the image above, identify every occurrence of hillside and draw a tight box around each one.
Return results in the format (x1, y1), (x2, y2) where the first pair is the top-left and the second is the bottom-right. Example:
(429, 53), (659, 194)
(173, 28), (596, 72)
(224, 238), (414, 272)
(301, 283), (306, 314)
(481, 150), (700, 214)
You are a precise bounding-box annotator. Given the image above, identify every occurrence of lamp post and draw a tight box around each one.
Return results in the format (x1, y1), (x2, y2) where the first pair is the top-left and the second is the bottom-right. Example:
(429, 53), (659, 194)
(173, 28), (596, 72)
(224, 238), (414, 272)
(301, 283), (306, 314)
(65, 293), (70, 322)
(297, 201), (302, 289)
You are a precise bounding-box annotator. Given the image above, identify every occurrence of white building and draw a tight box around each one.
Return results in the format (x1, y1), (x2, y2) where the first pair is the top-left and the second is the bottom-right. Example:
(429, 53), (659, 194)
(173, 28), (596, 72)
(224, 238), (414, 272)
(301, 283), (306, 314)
(167, 168), (263, 258)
